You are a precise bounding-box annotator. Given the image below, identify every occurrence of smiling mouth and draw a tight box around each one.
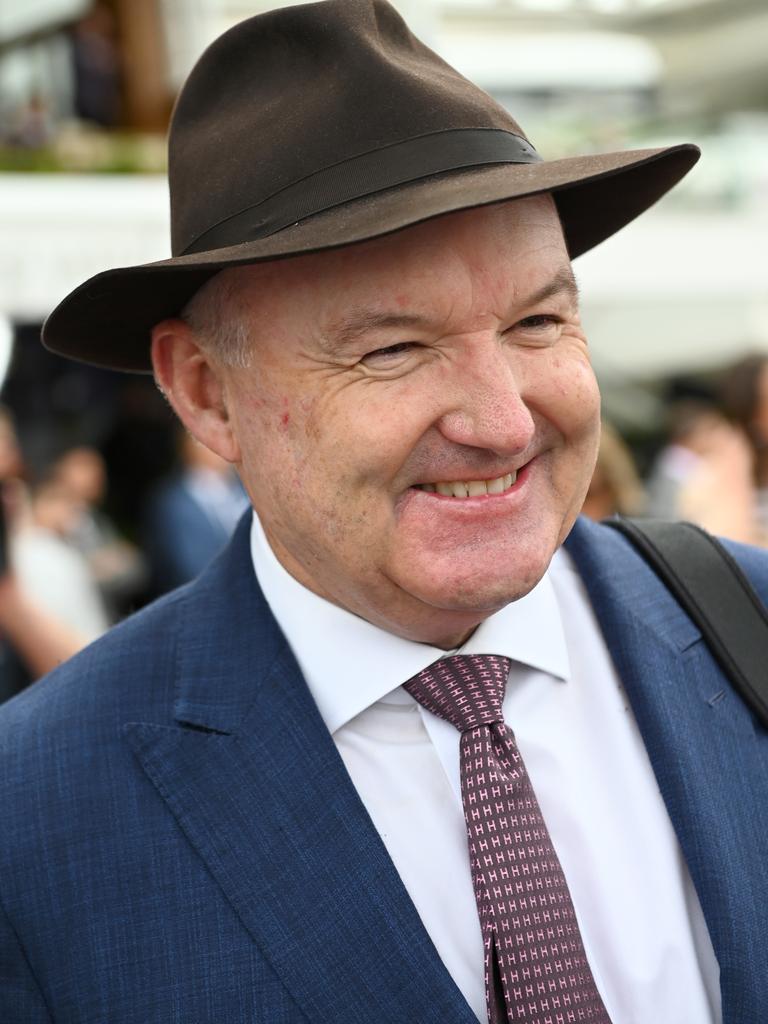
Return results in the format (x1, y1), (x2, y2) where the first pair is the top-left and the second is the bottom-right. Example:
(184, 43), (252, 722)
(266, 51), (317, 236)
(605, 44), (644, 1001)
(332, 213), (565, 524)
(414, 470), (518, 498)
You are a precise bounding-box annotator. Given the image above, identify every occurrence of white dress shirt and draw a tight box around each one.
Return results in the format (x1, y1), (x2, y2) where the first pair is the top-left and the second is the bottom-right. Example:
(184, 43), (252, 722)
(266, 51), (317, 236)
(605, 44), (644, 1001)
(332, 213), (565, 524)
(250, 513), (721, 1023)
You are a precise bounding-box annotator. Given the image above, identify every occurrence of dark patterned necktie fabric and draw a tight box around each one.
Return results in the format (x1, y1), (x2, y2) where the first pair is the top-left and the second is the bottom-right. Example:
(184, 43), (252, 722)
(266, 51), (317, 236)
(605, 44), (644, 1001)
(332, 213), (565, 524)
(404, 654), (611, 1024)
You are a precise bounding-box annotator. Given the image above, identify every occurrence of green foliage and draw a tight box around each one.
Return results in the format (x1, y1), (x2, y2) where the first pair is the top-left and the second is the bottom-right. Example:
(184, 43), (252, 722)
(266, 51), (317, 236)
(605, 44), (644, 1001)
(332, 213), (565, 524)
(0, 131), (166, 174)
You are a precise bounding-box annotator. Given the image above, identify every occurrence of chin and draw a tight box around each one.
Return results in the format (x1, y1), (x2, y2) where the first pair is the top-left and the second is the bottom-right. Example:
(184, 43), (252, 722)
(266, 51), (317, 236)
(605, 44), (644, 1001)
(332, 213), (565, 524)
(391, 527), (563, 617)
(406, 563), (544, 615)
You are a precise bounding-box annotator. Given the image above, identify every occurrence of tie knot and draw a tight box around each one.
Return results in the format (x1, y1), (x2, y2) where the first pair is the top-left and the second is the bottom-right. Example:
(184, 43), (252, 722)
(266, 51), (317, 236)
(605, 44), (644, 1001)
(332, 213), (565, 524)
(404, 654), (510, 733)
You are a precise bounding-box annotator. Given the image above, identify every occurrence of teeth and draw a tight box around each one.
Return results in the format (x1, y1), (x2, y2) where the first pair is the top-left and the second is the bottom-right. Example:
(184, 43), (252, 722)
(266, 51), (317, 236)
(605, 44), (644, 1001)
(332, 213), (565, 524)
(419, 471), (517, 497)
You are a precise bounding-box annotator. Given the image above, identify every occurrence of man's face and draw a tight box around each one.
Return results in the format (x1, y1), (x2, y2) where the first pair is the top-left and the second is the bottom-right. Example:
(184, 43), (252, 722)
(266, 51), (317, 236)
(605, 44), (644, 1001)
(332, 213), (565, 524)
(215, 196), (600, 646)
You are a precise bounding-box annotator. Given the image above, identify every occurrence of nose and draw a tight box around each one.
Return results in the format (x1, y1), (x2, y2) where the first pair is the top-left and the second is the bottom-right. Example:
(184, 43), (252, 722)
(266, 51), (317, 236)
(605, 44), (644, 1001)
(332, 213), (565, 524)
(436, 341), (536, 457)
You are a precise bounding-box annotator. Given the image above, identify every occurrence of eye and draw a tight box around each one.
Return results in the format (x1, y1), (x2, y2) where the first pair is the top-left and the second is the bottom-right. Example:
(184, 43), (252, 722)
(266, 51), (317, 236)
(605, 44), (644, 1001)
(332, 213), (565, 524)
(359, 342), (416, 366)
(514, 314), (561, 331)
(505, 313), (563, 346)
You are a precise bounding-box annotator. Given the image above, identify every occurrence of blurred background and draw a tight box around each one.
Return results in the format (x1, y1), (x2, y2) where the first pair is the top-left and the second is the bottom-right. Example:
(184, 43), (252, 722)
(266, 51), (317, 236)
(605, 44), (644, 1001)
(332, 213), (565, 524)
(0, 0), (767, 691)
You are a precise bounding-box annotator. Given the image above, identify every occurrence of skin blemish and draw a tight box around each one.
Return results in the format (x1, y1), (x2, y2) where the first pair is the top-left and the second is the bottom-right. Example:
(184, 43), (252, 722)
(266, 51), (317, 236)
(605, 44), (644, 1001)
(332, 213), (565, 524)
(281, 411), (290, 427)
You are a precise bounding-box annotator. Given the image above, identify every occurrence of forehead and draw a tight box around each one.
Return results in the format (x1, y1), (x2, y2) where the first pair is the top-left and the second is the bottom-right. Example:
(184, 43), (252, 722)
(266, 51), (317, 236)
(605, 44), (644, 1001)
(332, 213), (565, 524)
(221, 194), (568, 332)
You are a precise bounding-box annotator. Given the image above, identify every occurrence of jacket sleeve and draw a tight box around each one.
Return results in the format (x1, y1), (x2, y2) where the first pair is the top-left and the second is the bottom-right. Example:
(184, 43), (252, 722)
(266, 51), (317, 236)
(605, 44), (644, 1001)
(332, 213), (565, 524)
(0, 896), (53, 1023)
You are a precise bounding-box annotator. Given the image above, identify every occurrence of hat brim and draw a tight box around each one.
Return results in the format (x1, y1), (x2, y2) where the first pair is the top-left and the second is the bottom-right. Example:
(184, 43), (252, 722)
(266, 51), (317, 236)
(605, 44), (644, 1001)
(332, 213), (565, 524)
(43, 143), (698, 372)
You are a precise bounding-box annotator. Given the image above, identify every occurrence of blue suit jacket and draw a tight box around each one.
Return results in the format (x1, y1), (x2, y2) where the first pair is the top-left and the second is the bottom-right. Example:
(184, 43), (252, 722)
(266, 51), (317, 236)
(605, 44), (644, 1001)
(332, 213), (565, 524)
(1, 515), (767, 1023)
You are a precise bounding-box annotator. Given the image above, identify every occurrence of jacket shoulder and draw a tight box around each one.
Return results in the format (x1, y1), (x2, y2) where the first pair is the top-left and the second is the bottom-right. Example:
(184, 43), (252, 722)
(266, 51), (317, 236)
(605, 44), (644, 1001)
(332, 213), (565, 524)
(565, 516), (768, 659)
(568, 516), (768, 603)
(720, 536), (768, 606)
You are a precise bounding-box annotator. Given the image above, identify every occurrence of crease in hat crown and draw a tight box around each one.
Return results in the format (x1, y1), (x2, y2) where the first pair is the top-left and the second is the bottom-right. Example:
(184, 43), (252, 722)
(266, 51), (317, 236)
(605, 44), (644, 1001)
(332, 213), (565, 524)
(168, 0), (538, 258)
(41, 0), (700, 372)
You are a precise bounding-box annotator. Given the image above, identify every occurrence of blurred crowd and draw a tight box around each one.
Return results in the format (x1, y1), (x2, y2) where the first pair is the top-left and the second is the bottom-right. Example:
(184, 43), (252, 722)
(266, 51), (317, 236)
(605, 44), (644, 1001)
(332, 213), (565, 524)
(1, 350), (767, 703)
(0, 413), (247, 703)
(583, 354), (768, 546)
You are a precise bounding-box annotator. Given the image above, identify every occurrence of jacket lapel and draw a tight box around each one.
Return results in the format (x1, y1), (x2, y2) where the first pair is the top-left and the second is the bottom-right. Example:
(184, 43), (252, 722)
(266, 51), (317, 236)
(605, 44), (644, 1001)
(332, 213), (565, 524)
(565, 516), (768, 1022)
(125, 516), (475, 1024)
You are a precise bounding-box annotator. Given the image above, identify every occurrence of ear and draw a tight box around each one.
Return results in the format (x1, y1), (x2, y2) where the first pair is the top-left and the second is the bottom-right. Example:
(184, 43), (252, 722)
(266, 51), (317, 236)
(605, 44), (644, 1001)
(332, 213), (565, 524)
(151, 318), (241, 463)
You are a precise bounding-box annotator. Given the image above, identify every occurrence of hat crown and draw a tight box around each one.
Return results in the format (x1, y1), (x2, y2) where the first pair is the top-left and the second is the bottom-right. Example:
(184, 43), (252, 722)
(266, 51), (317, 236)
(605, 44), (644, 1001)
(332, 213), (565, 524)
(169, 0), (526, 256)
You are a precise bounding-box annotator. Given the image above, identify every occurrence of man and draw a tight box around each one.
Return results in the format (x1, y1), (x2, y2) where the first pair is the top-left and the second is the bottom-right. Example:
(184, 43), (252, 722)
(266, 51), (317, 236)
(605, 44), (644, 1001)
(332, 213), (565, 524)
(1, 2), (766, 1022)
(144, 431), (248, 594)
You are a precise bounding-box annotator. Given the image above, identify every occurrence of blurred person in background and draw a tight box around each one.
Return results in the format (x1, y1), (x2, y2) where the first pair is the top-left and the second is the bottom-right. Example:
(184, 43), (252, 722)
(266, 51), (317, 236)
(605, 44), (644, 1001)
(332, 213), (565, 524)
(646, 399), (760, 544)
(720, 353), (768, 542)
(71, 3), (121, 128)
(51, 445), (146, 619)
(0, 407), (24, 491)
(581, 421), (646, 522)
(0, 409), (106, 701)
(12, 475), (110, 640)
(143, 429), (248, 594)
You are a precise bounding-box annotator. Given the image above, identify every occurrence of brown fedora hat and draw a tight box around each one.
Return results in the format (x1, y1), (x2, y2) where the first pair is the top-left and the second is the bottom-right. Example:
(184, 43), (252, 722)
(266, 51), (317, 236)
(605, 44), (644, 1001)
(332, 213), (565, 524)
(42, 0), (699, 373)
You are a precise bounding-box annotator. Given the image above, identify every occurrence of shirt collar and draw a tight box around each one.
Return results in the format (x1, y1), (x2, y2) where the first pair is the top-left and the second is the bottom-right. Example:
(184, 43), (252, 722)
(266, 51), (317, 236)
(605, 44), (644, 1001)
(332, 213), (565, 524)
(249, 512), (570, 735)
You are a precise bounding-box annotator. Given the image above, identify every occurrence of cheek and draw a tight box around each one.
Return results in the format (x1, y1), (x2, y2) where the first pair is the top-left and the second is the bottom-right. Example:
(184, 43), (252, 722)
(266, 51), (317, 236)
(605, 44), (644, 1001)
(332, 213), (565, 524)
(243, 396), (359, 522)
(230, 391), (303, 502)
(539, 353), (600, 440)
(313, 384), (429, 486)
(573, 376), (601, 442)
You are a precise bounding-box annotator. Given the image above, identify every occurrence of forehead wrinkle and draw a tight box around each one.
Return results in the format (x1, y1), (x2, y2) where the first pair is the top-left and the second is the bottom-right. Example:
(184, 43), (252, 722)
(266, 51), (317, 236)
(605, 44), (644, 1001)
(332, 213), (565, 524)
(318, 263), (579, 356)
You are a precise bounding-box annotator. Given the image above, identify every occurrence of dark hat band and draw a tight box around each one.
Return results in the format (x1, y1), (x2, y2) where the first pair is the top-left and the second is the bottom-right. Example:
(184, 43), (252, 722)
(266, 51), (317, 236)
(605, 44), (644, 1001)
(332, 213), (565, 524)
(181, 128), (540, 256)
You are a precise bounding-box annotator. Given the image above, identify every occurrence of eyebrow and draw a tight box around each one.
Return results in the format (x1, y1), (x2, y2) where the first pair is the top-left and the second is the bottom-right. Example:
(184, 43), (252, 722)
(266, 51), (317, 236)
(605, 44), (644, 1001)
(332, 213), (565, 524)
(325, 311), (429, 352)
(524, 265), (580, 308)
(324, 265), (580, 352)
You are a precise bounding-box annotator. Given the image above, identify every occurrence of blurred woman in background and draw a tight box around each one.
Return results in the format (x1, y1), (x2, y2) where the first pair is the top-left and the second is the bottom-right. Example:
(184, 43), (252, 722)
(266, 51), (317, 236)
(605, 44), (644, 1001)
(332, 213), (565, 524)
(720, 353), (768, 542)
(581, 421), (646, 522)
(0, 408), (108, 702)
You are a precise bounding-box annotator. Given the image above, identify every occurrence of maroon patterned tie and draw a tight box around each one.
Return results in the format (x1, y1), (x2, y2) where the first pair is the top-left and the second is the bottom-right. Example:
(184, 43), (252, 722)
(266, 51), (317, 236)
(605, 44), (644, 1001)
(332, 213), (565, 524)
(404, 654), (611, 1024)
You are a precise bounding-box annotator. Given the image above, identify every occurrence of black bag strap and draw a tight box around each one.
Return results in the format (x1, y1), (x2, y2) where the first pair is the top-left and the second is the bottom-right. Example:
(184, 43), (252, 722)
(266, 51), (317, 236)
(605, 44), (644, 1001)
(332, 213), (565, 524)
(604, 516), (768, 728)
